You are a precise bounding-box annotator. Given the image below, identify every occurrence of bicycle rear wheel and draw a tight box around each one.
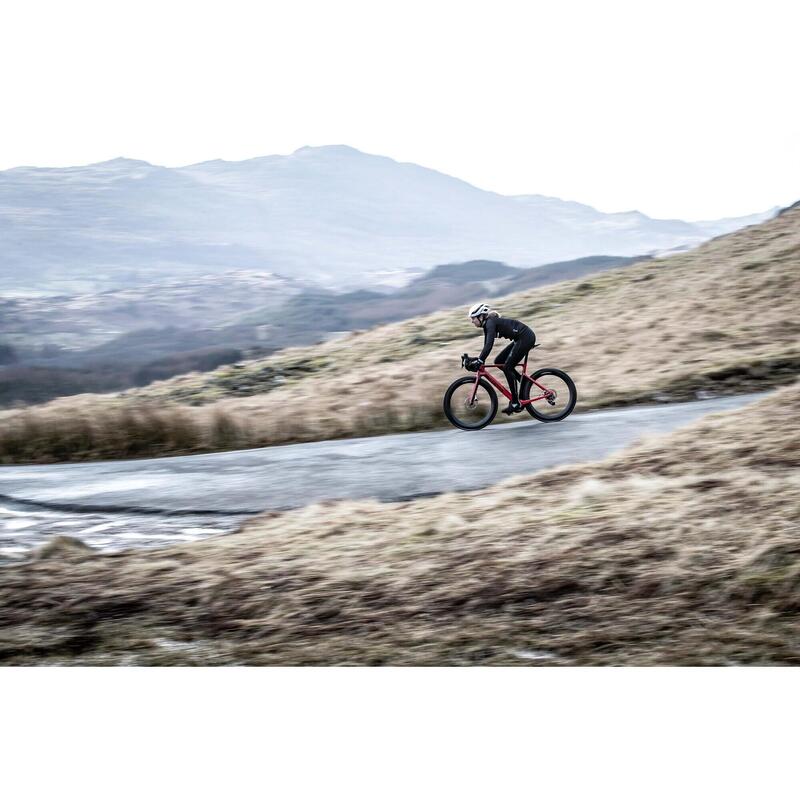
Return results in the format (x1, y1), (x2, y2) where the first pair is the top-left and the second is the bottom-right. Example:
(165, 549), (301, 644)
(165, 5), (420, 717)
(521, 368), (577, 422)
(443, 376), (498, 430)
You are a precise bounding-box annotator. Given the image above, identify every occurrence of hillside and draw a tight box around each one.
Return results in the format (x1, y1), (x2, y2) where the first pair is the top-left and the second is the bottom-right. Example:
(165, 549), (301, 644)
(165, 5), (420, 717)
(0, 254), (642, 407)
(1, 383), (797, 665)
(0, 146), (771, 294)
(0, 203), (797, 464)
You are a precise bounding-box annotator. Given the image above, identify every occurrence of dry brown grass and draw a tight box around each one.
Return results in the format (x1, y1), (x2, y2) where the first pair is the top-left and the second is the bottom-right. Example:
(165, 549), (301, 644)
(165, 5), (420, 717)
(1, 383), (798, 665)
(2, 205), (799, 464)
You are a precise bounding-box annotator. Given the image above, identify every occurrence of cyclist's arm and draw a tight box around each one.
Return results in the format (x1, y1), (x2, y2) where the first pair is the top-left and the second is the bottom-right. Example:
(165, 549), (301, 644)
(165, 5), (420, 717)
(478, 317), (497, 362)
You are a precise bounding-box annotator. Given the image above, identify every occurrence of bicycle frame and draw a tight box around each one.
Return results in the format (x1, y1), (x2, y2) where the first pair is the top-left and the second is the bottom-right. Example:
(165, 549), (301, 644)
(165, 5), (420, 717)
(469, 354), (551, 405)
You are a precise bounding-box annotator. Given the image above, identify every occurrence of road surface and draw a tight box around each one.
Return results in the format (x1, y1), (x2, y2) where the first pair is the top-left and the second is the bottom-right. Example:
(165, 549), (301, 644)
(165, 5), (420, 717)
(0, 393), (763, 559)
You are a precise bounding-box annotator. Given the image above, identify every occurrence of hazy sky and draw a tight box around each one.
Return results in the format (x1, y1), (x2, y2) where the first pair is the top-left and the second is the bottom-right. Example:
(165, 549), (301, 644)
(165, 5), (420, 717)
(3, 0), (798, 219)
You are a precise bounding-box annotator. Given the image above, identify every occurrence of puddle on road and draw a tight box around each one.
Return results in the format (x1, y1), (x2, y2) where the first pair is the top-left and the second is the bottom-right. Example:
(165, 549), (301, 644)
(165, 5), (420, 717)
(0, 503), (249, 563)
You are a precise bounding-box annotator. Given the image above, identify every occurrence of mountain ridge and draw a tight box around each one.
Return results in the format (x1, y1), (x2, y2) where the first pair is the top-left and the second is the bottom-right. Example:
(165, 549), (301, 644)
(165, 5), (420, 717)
(0, 145), (775, 295)
(10, 145), (767, 225)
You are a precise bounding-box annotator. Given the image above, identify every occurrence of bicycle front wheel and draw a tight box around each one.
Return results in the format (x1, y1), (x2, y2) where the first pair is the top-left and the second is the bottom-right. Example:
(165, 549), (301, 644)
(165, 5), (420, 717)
(443, 376), (498, 430)
(521, 368), (577, 422)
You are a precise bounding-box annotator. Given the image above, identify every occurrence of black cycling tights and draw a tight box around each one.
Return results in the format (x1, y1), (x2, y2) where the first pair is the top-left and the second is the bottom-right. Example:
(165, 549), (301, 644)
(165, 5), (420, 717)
(494, 331), (536, 404)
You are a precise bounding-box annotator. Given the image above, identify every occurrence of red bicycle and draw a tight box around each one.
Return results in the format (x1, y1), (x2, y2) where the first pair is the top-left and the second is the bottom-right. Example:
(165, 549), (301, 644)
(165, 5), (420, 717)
(443, 346), (577, 430)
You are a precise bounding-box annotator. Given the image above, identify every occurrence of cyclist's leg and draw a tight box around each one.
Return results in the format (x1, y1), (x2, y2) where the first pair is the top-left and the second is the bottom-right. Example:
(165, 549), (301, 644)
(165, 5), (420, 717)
(494, 342), (513, 368)
(502, 333), (535, 404)
(495, 342), (518, 404)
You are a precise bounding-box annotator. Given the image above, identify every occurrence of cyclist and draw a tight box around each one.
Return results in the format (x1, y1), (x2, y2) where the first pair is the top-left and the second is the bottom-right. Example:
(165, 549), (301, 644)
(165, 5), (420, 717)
(465, 302), (536, 415)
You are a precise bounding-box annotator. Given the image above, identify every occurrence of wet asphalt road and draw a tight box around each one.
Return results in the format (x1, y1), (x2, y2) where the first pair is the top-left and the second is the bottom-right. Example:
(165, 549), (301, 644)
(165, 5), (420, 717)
(1, 393), (761, 514)
(0, 393), (763, 559)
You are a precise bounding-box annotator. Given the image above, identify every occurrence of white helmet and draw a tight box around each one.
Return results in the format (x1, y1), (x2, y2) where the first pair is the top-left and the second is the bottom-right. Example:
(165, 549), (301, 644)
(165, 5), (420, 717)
(468, 302), (490, 319)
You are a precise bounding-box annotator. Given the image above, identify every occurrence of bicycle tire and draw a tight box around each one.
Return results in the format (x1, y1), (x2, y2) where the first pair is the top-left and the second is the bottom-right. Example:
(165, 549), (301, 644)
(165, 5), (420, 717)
(520, 368), (577, 422)
(443, 376), (498, 430)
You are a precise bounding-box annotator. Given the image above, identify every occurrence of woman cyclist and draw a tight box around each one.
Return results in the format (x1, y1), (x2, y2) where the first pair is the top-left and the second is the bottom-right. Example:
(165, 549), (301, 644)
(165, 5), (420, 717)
(465, 302), (536, 415)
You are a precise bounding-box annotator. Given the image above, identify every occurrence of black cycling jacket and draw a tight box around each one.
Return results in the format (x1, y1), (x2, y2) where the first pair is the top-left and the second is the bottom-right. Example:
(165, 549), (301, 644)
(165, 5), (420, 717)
(478, 316), (533, 362)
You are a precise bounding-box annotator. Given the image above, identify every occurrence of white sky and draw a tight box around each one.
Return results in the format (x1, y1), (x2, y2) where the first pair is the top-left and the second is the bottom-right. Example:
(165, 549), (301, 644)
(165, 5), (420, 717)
(2, 0), (798, 219)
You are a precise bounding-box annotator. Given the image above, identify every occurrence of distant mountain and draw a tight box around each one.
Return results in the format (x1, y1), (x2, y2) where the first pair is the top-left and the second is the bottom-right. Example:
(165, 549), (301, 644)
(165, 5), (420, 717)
(0, 146), (774, 294)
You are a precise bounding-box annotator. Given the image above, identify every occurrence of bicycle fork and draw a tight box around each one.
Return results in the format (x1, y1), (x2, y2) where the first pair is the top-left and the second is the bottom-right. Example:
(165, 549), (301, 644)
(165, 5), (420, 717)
(468, 373), (481, 406)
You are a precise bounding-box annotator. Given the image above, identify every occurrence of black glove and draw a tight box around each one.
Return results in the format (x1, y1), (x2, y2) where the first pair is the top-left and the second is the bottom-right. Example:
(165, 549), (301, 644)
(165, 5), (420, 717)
(466, 357), (483, 372)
